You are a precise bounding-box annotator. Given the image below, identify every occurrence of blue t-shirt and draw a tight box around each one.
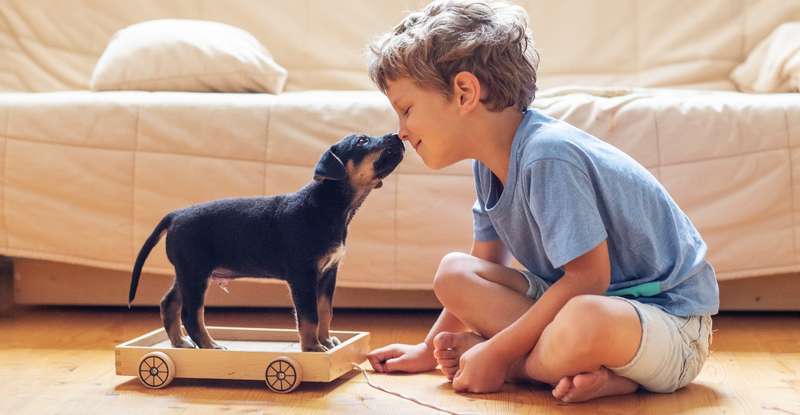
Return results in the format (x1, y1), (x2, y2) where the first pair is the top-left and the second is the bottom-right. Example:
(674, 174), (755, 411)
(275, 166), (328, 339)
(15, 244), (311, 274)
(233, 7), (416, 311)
(473, 108), (719, 316)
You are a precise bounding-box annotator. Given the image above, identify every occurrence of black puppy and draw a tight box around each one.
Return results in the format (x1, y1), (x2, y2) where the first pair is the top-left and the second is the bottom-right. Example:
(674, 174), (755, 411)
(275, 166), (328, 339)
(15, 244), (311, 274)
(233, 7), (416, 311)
(128, 133), (404, 352)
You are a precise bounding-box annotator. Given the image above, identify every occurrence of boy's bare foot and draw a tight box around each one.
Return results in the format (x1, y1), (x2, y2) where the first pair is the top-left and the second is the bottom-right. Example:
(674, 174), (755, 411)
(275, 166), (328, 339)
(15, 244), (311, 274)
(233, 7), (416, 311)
(551, 367), (639, 403)
(432, 331), (485, 380)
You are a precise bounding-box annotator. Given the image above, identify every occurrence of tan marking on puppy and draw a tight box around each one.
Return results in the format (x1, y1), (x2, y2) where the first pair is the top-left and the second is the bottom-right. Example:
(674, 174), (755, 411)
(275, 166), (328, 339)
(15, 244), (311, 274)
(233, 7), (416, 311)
(318, 244), (346, 274)
(162, 296), (184, 346)
(318, 295), (333, 340)
(297, 318), (326, 352)
(194, 305), (224, 349)
(343, 151), (385, 221)
(345, 150), (383, 188)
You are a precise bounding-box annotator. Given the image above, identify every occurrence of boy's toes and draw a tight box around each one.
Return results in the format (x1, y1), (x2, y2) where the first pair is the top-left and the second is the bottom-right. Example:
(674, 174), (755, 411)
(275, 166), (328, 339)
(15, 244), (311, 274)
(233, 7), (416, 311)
(440, 364), (458, 380)
(433, 331), (485, 356)
(552, 376), (574, 400)
(559, 368), (639, 403)
(433, 348), (459, 360)
(433, 331), (457, 351)
(433, 331), (486, 381)
(436, 357), (459, 368)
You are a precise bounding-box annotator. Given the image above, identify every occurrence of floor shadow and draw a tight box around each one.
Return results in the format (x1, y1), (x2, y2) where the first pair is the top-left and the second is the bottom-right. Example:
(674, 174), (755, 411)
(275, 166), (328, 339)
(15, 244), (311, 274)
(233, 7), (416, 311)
(113, 368), (361, 401)
(113, 367), (731, 414)
(434, 380), (725, 413)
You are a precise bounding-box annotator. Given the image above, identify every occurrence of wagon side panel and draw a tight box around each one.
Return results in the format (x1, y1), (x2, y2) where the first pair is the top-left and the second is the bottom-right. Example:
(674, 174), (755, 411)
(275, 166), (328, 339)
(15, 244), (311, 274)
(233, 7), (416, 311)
(328, 333), (370, 382)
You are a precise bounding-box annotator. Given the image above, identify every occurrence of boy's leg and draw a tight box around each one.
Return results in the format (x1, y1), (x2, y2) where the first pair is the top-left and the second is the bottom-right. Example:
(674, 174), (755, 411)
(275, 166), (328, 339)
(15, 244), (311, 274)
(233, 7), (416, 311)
(432, 252), (536, 338)
(433, 252), (641, 401)
(520, 295), (641, 401)
(430, 252), (537, 380)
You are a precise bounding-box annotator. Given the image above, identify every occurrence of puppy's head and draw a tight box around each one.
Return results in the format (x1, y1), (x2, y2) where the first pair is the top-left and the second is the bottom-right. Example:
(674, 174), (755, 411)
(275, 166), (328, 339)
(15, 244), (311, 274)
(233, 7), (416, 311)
(314, 133), (405, 189)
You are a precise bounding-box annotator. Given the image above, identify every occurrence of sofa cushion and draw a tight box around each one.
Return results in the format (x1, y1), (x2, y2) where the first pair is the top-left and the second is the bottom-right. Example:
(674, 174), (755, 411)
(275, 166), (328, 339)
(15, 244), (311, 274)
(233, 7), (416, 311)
(1, 89), (799, 288)
(89, 19), (287, 94)
(731, 22), (800, 93)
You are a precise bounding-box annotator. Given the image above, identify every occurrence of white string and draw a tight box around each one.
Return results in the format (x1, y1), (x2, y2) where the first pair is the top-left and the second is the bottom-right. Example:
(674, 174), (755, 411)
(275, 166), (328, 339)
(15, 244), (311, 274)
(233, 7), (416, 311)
(350, 363), (472, 415)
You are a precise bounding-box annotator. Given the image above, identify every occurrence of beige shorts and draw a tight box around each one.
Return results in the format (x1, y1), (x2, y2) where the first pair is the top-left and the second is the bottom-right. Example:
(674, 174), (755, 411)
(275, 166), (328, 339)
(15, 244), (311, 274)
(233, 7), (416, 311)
(522, 270), (713, 393)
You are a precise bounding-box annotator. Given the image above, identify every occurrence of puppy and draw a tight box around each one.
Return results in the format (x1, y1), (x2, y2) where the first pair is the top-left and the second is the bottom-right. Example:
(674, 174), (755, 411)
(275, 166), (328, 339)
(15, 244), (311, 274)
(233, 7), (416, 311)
(128, 133), (404, 351)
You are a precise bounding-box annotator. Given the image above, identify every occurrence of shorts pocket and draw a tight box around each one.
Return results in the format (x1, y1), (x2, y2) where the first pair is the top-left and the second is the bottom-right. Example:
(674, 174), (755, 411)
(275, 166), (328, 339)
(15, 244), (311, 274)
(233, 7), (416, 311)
(697, 315), (713, 360)
(676, 315), (712, 388)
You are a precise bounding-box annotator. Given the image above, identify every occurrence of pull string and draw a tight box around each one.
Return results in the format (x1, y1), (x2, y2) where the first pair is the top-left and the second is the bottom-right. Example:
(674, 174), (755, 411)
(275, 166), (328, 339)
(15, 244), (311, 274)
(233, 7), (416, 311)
(350, 363), (474, 415)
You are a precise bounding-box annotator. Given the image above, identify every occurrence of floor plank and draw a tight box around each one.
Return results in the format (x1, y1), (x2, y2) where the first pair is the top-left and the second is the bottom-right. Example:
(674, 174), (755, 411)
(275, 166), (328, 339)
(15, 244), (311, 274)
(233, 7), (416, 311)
(2, 306), (799, 414)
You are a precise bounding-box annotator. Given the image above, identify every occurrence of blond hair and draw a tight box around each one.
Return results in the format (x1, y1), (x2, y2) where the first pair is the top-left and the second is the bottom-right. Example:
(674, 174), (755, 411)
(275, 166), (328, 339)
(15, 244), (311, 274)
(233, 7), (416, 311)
(368, 0), (540, 112)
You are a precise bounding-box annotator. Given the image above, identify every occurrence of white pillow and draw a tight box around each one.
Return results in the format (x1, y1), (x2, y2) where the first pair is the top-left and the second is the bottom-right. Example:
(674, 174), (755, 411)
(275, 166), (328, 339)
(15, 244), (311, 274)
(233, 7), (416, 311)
(730, 22), (800, 93)
(90, 19), (288, 93)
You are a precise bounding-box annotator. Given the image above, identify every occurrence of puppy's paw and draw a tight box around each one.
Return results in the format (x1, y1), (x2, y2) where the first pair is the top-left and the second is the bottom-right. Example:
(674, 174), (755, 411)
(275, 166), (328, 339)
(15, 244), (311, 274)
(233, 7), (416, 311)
(322, 336), (342, 349)
(207, 341), (227, 350)
(302, 342), (329, 352)
(173, 336), (197, 349)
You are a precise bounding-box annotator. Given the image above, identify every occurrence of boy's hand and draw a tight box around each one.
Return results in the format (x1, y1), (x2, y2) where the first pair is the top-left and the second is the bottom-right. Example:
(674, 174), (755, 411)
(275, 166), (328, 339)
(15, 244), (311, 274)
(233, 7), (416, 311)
(452, 340), (511, 393)
(367, 342), (437, 373)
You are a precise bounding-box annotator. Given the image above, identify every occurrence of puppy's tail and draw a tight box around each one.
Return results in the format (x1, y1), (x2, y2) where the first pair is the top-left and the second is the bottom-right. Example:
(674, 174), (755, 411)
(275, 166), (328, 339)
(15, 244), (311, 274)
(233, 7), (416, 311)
(129, 213), (173, 308)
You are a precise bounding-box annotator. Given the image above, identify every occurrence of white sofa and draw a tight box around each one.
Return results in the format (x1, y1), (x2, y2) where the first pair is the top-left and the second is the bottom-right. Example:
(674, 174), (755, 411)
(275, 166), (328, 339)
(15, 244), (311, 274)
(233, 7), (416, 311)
(1, 0), (799, 309)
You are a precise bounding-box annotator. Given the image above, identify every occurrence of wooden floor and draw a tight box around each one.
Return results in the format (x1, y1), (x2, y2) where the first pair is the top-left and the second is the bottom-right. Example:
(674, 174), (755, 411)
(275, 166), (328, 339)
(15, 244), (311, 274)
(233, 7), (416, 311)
(2, 306), (799, 415)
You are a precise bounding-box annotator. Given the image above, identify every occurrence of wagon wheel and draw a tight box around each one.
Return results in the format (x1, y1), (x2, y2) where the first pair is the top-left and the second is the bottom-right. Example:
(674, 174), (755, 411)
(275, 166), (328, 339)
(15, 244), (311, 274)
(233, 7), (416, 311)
(138, 351), (176, 389)
(265, 356), (302, 393)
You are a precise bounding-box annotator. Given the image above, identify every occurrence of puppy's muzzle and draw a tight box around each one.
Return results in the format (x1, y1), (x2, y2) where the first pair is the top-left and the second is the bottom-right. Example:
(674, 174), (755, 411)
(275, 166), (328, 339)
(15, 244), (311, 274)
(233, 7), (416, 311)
(375, 134), (405, 179)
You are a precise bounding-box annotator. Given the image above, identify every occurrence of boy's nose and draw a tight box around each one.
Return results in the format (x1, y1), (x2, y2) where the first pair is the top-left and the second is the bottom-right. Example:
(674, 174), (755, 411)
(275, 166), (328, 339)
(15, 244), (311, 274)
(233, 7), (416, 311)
(398, 126), (411, 142)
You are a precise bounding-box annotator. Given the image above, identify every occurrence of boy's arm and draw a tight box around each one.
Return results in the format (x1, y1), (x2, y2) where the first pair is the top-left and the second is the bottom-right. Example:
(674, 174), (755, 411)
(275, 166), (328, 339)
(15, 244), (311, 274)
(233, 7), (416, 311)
(470, 238), (512, 267)
(423, 239), (511, 349)
(486, 239), (611, 361)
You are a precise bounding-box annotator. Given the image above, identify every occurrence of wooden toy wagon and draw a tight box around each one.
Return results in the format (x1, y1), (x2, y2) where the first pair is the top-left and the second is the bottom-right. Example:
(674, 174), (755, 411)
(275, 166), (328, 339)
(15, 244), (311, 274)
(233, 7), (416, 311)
(115, 326), (370, 393)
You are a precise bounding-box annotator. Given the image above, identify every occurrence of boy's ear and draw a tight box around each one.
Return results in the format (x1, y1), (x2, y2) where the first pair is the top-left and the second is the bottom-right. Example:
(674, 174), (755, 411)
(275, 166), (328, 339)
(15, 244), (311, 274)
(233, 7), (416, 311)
(314, 148), (346, 181)
(453, 71), (481, 113)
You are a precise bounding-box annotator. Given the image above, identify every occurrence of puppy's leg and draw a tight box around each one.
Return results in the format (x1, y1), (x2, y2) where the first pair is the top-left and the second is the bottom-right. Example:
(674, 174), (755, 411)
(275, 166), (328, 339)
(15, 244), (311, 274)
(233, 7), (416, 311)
(160, 283), (195, 348)
(318, 268), (341, 349)
(288, 275), (326, 352)
(177, 268), (225, 350)
(181, 302), (225, 350)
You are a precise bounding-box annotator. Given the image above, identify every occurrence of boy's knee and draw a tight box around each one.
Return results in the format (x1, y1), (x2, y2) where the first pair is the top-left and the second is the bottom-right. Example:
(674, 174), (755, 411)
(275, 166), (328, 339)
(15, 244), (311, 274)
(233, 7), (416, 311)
(433, 252), (477, 303)
(546, 295), (611, 356)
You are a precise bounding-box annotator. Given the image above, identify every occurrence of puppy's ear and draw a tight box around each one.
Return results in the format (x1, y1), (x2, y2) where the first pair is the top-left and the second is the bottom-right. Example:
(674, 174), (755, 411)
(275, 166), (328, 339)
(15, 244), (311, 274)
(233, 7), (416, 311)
(314, 149), (346, 181)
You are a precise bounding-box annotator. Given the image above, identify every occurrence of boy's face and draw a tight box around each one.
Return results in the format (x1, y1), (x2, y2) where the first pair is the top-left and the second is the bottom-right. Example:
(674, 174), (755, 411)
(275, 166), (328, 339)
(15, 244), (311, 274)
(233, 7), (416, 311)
(386, 77), (465, 169)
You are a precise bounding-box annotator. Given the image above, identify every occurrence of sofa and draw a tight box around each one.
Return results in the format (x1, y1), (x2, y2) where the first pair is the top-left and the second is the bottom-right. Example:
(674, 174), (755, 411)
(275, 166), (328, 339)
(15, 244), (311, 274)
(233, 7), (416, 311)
(1, 0), (799, 309)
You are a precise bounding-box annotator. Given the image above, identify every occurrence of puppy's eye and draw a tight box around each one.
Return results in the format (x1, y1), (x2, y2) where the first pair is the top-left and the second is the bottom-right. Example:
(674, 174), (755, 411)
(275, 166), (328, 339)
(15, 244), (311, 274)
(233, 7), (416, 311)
(356, 137), (369, 146)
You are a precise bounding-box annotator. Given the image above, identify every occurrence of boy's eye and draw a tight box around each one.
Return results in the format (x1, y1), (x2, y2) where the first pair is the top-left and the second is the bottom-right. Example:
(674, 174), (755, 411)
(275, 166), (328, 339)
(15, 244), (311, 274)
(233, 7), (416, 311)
(356, 137), (369, 146)
(403, 106), (411, 116)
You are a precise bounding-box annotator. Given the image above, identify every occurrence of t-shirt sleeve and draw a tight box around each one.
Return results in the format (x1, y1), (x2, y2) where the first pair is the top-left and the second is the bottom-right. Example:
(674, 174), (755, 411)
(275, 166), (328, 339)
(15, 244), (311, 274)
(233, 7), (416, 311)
(472, 160), (499, 241)
(472, 198), (499, 241)
(527, 159), (608, 269)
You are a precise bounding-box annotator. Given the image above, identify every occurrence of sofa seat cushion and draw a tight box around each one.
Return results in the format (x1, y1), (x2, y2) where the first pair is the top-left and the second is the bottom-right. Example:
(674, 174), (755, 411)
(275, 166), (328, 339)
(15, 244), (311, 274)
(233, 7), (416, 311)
(0, 89), (797, 288)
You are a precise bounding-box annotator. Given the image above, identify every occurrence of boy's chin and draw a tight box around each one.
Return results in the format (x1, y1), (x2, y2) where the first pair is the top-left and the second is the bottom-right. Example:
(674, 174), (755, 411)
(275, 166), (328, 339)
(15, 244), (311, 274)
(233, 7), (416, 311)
(421, 155), (458, 170)
(419, 155), (439, 169)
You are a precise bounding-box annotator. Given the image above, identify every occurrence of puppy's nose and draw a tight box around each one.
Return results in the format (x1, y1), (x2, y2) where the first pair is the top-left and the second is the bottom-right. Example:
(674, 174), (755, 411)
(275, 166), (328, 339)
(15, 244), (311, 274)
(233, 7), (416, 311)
(385, 133), (405, 153)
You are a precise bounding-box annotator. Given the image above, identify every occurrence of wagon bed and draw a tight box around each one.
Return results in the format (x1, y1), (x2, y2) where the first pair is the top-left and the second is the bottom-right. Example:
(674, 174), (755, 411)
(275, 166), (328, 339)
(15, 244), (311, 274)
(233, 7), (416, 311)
(115, 326), (370, 392)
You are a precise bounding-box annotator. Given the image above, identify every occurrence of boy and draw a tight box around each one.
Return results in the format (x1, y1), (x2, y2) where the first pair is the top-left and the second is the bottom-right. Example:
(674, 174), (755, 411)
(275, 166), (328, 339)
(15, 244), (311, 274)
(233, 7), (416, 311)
(365, 0), (718, 403)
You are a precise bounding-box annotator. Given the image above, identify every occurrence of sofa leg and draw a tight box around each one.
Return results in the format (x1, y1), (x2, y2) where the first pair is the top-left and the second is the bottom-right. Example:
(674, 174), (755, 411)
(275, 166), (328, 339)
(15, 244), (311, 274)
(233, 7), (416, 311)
(0, 256), (13, 316)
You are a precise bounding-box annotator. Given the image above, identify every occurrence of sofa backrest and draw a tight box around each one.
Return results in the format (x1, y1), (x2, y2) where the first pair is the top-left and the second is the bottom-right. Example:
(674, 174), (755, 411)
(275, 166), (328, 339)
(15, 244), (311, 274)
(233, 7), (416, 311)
(1, 0), (798, 92)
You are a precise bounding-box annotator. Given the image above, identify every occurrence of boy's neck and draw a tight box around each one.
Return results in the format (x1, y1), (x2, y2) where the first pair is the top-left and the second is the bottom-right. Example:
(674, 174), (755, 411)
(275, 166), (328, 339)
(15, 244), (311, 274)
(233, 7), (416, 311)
(466, 107), (525, 186)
